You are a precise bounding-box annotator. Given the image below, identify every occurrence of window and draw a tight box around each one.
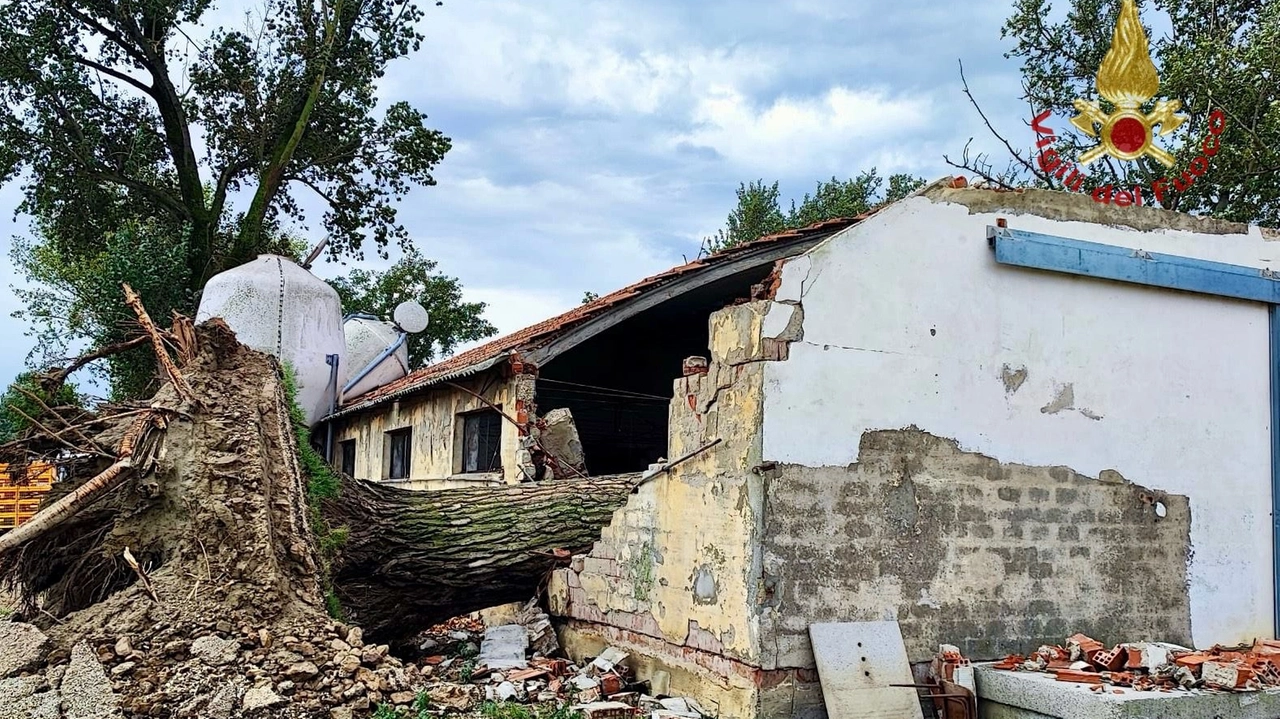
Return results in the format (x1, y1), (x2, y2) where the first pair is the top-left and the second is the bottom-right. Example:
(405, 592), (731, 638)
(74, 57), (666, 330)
(386, 428), (412, 480)
(339, 439), (356, 477)
(461, 410), (502, 473)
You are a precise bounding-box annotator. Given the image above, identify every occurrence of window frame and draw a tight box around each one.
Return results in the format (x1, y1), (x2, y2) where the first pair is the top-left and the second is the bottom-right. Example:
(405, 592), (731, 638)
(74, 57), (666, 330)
(339, 439), (356, 477)
(385, 427), (413, 481)
(458, 409), (503, 474)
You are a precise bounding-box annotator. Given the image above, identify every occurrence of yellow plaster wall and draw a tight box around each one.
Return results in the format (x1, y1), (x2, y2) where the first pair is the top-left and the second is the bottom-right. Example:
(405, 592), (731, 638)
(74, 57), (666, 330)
(333, 370), (534, 488)
(551, 302), (795, 716)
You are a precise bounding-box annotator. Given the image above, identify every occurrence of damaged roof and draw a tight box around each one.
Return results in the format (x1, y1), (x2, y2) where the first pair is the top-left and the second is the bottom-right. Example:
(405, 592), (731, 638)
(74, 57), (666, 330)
(331, 214), (875, 417)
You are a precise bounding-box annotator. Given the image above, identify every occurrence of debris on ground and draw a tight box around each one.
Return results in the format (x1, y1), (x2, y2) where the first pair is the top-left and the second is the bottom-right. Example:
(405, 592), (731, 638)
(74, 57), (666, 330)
(992, 633), (1280, 692)
(411, 617), (708, 719)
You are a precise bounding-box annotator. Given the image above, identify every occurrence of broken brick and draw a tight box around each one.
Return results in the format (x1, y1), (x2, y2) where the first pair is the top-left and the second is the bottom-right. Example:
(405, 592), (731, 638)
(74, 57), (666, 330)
(600, 673), (624, 696)
(1202, 661), (1254, 690)
(1067, 633), (1105, 659)
(1092, 647), (1126, 672)
(1174, 654), (1210, 671)
(1054, 669), (1103, 684)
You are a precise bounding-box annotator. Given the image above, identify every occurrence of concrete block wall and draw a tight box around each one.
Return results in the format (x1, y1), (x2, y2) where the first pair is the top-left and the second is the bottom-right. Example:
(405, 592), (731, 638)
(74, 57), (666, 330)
(758, 428), (1193, 672)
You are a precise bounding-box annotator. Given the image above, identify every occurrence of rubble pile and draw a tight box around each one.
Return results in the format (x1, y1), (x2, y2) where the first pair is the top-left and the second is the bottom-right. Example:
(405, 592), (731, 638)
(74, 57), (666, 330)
(0, 616), (430, 718)
(994, 633), (1280, 693)
(413, 613), (709, 719)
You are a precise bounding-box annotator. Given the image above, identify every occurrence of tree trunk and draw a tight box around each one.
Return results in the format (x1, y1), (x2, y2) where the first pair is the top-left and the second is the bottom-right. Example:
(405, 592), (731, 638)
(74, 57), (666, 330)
(324, 474), (638, 644)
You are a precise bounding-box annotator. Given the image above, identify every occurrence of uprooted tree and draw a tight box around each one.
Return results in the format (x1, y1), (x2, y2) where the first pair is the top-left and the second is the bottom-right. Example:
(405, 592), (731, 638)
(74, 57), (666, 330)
(0, 291), (639, 657)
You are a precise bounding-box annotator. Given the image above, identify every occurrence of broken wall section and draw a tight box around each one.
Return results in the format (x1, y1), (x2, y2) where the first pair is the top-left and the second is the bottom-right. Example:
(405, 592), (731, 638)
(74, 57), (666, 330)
(759, 428), (1193, 670)
(550, 300), (803, 719)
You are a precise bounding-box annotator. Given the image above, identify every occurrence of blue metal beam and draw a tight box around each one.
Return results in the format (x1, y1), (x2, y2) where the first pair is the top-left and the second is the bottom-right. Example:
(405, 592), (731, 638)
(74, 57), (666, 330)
(988, 225), (1280, 638)
(989, 226), (1280, 303)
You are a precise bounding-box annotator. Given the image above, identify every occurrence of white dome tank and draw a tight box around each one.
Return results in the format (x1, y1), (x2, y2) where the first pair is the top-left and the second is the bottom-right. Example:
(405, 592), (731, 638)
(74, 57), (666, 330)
(342, 316), (411, 400)
(196, 255), (345, 426)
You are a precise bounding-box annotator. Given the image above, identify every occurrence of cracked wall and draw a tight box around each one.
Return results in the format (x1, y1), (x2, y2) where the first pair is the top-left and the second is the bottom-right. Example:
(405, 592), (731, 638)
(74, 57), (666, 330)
(550, 300), (801, 719)
(764, 193), (1276, 647)
(758, 428), (1193, 673)
(553, 188), (1279, 718)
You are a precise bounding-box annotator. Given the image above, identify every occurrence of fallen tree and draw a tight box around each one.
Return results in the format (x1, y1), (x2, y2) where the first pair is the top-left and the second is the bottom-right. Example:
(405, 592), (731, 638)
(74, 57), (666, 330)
(328, 475), (636, 641)
(0, 297), (639, 666)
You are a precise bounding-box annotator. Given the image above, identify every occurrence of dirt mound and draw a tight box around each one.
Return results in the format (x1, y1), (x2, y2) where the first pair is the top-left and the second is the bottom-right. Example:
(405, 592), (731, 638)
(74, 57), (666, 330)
(0, 321), (377, 716)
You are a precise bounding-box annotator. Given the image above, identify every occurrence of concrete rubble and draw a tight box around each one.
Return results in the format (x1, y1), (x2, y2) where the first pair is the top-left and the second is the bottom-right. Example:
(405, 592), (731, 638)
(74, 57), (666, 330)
(993, 632), (1280, 692)
(406, 602), (710, 719)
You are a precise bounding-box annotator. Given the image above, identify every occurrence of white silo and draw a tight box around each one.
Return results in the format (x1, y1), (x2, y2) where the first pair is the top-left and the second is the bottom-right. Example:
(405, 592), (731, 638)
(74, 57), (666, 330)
(195, 255), (345, 426)
(341, 301), (429, 401)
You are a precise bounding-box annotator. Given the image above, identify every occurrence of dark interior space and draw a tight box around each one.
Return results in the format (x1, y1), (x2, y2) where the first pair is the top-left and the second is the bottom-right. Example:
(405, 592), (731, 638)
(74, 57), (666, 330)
(535, 263), (776, 475)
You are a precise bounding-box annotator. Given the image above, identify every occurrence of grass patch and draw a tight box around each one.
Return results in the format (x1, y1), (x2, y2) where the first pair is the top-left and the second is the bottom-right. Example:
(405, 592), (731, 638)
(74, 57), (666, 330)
(281, 363), (348, 619)
(370, 691), (435, 719)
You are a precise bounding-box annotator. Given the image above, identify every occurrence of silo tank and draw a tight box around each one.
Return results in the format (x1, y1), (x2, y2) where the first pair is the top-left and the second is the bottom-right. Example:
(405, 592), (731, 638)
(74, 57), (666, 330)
(342, 317), (411, 400)
(195, 255), (345, 426)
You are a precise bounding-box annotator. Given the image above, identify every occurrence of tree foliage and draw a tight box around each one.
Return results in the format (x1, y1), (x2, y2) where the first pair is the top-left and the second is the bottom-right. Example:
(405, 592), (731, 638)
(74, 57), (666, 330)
(10, 219), (193, 399)
(0, 372), (81, 444)
(0, 0), (450, 280)
(0, 0), (495, 396)
(328, 247), (497, 369)
(703, 170), (925, 253)
(953, 0), (1280, 224)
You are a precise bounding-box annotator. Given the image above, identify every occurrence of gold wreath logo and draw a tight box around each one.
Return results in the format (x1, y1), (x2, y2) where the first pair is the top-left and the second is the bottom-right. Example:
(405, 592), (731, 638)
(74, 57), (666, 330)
(1071, 0), (1186, 166)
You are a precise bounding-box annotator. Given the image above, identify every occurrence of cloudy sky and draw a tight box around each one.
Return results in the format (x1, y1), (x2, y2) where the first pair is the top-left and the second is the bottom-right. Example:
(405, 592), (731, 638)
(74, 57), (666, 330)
(0, 0), (1048, 394)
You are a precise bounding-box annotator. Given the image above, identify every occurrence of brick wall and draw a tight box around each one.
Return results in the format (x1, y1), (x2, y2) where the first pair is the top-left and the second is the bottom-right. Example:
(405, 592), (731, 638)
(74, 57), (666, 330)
(759, 428), (1193, 668)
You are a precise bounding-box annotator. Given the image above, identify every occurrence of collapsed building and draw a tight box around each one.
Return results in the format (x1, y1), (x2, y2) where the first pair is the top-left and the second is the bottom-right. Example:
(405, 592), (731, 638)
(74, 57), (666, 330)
(321, 177), (1279, 718)
(317, 218), (856, 491)
(539, 178), (1280, 718)
(284, 176), (1280, 718)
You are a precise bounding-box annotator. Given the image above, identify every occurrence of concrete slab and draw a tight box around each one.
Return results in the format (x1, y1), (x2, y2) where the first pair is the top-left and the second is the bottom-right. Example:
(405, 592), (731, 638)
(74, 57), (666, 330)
(809, 621), (924, 719)
(975, 664), (1280, 719)
(478, 624), (529, 670)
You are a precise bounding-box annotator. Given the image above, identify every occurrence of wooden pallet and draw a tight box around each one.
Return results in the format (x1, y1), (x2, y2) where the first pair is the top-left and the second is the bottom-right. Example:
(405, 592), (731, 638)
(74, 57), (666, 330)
(0, 462), (54, 528)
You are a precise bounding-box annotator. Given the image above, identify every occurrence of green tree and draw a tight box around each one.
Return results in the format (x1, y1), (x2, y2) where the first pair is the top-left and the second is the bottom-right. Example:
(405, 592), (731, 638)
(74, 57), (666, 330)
(703, 170), (925, 254)
(701, 180), (787, 254)
(0, 0), (456, 395)
(328, 247), (497, 369)
(11, 219), (194, 399)
(950, 0), (1280, 224)
(0, 372), (81, 444)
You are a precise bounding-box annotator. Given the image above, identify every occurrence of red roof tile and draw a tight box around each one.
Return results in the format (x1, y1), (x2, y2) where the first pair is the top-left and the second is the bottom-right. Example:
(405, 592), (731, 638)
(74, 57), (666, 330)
(334, 214), (874, 415)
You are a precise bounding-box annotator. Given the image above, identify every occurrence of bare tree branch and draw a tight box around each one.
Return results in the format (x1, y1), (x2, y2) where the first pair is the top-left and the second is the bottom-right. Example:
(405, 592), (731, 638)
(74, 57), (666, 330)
(72, 56), (155, 97)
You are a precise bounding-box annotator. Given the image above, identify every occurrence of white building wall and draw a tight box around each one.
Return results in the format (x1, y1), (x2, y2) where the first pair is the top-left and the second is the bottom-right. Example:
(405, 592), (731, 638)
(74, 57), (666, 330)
(762, 193), (1279, 648)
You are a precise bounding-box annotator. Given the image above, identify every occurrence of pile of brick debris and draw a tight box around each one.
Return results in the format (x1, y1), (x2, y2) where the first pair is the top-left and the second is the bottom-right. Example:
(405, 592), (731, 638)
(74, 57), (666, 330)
(415, 606), (709, 719)
(993, 633), (1280, 692)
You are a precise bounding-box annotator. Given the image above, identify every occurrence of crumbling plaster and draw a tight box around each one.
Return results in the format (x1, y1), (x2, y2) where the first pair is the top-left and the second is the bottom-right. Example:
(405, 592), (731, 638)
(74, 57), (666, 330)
(765, 191), (1280, 647)
(332, 370), (535, 488)
(551, 301), (801, 717)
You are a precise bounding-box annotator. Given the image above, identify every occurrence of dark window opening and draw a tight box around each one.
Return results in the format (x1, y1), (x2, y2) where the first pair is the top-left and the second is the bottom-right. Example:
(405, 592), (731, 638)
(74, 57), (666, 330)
(461, 410), (502, 473)
(386, 428), (412, 480)
(339, 439), (356, 476)
(536, 262), (780, 475)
